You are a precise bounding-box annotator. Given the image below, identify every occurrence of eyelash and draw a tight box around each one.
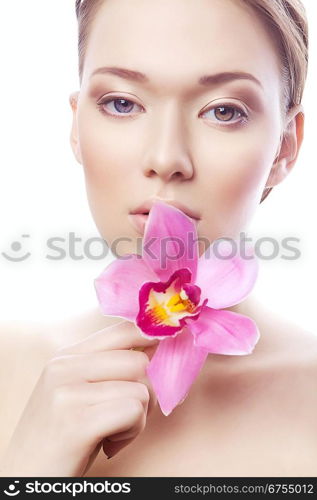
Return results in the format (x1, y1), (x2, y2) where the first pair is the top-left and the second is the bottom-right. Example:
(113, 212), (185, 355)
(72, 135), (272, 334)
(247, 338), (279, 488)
(96, 96), (249, 127)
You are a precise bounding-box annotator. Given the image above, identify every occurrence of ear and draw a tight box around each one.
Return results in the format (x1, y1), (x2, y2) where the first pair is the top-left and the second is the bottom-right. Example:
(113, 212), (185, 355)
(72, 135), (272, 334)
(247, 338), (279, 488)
(69, 91), (82, 164)
(265, 104), (305, 188)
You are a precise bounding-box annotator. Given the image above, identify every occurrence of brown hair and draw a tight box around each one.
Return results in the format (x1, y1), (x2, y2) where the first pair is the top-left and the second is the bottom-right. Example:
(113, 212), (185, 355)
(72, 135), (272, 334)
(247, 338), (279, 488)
(75, 0), (308, 116)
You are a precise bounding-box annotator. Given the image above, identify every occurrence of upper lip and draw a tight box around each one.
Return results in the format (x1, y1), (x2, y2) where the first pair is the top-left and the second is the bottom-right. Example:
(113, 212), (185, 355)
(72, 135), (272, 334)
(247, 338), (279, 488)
(130, 198), (201, 220)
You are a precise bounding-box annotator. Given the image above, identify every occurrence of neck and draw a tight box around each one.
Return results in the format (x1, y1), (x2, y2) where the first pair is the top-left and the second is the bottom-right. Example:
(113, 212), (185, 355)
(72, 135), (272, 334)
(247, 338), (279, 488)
(224, 292), (258, 316)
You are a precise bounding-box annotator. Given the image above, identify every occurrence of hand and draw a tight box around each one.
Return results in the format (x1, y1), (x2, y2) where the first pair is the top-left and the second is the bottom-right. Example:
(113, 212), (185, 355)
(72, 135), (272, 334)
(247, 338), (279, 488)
(0, 320), (159, 477)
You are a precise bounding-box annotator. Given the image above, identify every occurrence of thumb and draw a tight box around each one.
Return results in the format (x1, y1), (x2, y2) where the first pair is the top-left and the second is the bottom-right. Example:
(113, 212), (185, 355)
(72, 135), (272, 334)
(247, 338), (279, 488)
(140, 340), (159, 361)
(102, 436), (135, 459)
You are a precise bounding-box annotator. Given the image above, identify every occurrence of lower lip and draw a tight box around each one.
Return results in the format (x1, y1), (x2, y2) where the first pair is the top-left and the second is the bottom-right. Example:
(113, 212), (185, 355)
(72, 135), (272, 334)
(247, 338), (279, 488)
(128, 213), (199, 235)
(128, 214), (149, 235)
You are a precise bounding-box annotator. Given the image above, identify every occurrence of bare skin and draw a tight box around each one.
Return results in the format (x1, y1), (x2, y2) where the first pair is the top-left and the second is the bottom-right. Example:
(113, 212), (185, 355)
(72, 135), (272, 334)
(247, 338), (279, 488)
(1, 294), (317, 477)
(0, 0), (315, 478)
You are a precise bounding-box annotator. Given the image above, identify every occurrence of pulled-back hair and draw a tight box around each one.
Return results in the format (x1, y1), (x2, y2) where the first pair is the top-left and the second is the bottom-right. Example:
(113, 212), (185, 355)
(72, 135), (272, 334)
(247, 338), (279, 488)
(75, 0), (308, 116)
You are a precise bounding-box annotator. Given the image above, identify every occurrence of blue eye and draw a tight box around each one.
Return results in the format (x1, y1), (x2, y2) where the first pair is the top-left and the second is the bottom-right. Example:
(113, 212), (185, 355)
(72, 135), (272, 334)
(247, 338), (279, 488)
(97, 97), (143, 117)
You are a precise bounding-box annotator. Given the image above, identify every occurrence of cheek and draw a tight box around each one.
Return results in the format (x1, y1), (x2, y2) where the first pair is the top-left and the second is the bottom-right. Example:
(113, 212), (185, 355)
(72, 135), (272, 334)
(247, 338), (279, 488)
(199, 121), (279, 198)
(77, 108), (141, 190)
(195, 122), (280, 238)
(77, 108), (145, 247)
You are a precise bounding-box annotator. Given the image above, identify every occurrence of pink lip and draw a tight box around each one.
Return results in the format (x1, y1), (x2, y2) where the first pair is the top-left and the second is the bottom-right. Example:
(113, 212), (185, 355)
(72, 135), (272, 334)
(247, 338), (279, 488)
(130, 198), (201, 221)
(128, 213), (149, 235)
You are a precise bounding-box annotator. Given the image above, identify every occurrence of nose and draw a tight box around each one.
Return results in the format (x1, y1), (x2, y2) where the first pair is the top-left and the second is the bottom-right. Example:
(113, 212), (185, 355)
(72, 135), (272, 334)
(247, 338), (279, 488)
(142, 103), (194, 182)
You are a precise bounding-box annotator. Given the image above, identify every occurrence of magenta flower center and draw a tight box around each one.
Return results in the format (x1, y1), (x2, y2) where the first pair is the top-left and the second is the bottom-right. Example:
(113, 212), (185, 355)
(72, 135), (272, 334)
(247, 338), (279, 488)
(136, 268), (207, 338)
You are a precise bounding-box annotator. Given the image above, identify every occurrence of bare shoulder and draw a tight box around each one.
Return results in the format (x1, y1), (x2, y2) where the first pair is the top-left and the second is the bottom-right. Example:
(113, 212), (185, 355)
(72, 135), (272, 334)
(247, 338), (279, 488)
(0, 319), (55, 369)
(281, 325), (317, 441)
(0, 318), (56, 390)
(0, 319), (56, 454)
(0, 306), (122, 367)
(241, 299), (317, 412)
(260, 311), (317, 409)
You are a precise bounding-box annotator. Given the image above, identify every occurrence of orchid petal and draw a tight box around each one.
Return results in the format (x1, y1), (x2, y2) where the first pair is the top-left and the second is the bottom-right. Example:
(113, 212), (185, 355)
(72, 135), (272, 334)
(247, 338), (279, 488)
(189, 306), (260, 355)
(94, 254), (157, 321)
(196, 239), (259, 309)
(143, 201), (199, 283)
(146, 326), (209, 416)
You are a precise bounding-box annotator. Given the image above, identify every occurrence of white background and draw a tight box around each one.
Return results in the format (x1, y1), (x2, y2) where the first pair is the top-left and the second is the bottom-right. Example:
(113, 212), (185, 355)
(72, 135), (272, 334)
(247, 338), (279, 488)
(0, 1), (316, 332)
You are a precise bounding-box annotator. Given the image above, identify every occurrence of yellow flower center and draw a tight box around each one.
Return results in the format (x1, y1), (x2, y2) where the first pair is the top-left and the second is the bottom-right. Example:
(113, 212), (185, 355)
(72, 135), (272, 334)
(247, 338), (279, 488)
(147, 285), (197, 327)
(167, 290), (196, 313)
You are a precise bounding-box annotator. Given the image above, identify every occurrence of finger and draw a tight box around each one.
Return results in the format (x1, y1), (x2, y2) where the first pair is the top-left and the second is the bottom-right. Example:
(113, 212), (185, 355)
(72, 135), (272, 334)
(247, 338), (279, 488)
(57, 321), (159, 355)
(138, 343), (159, 414)
(136, 374), (157, 415)
(84, 377), (157, 416)
(84, 398), (146, 449)
(66, 380), (151, 412)
(49, 349), (150, 384)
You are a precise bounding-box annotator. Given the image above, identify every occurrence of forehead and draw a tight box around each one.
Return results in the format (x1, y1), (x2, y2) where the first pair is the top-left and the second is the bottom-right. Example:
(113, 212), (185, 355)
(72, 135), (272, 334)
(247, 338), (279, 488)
(83, 0), (281, 93)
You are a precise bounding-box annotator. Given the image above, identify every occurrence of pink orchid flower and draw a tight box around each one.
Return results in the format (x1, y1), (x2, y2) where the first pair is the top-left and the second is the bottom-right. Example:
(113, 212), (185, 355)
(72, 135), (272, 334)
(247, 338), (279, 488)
(94, 201), (260, 416)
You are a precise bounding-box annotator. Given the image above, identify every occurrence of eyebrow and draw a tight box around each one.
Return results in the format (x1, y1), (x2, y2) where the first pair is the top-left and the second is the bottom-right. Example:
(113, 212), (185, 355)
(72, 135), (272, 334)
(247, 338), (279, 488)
(90, 66), (263, 89)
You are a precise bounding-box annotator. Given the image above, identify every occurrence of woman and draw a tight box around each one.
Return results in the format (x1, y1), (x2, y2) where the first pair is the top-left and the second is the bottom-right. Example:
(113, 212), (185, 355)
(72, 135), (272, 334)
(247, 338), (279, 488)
(1, 0), (316, 477)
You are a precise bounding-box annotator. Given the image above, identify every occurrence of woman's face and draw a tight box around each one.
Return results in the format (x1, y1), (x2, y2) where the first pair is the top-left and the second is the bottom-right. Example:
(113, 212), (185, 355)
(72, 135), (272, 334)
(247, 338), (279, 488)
(70, 0), (302, 257)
